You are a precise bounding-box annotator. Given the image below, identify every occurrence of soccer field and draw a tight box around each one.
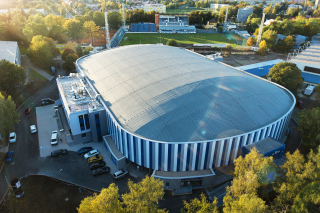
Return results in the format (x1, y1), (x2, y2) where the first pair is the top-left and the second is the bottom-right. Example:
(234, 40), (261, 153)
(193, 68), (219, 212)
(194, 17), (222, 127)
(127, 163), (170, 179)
(120, 33), (244, 47)
(166, 8), (208, 14)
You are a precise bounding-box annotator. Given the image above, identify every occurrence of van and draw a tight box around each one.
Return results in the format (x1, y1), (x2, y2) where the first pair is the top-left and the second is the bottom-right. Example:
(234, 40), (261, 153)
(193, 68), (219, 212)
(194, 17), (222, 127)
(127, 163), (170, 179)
(51, 131), (59, 145)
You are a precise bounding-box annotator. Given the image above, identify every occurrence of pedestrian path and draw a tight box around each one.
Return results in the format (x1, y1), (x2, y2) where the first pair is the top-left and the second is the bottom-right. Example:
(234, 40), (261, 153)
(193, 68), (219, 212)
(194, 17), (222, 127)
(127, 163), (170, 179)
(21, 55), (53, 81)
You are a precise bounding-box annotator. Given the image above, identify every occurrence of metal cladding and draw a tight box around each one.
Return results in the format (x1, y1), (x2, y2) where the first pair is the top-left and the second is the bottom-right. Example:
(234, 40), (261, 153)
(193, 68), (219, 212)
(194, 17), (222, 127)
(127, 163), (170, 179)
(76, 45), (295, 171)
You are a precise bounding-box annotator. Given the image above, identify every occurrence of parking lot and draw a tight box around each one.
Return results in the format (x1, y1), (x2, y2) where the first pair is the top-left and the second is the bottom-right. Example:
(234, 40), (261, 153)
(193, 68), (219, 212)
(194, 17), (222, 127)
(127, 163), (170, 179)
(35, 99), (149, 178)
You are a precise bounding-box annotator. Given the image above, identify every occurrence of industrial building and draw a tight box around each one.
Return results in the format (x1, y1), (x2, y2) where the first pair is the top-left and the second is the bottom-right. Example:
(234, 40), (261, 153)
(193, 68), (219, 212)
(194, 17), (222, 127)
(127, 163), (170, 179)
(0, 41), (21, 65)
(66, 45), (296, 189)
(143, 4), (166, 13)
(157, 15), (196, 33)
(236, 6), (254, 23)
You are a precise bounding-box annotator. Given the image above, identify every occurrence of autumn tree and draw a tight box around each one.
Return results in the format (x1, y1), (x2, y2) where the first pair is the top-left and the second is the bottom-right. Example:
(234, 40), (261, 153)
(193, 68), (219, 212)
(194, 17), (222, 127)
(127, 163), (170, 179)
(122, 176), (166, 213)
(65, 53), (79, 72)
(268, 62), (303, 97)
(273, 147), (320, 212)
(262, 29), (278, 49)
(0, 93), (20, 146)
(0, 60), (26, 95)
(107, 11), (121, 29)
(246, 37), (256, 46)
(78, 183), (124, 213)
(297, 107), (320, 148)
(93, 11), (105, 27)
(223, 148), (273, 213)
(83, 47), (93, 55)
(182, 193), (219, 213)
(257, 40), (267, 56)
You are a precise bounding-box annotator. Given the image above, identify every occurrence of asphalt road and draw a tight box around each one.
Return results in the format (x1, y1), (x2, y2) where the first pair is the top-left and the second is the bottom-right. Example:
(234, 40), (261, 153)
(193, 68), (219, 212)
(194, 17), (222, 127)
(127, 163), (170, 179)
(0, 68), (136, 202)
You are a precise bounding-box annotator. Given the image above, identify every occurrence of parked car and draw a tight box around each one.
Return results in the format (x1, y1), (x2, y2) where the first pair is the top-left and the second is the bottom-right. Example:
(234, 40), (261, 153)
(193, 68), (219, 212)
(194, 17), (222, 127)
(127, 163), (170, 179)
(84, 150), (99, 159)
(25, 108), (31, 114)
(92, 166), (110, 176)
(5, 151), (14, 162)
(30, 125), (37, 133)
(88, 155), (103, 164)
(51, 131), (59, 145)
(41, 98), (55, 106)
(89, 160), (106, 170)
(51, 149), (68, 157)
(77, 147), (93, 154)
(112, 169), (129, 180)
(297, 100), (305, 109)
(9, 132), (16, 143)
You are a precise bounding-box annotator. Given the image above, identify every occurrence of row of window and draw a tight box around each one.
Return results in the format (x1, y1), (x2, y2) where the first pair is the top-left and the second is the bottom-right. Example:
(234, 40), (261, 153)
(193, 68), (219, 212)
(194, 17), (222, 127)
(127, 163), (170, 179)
(79, 114), (90, 131)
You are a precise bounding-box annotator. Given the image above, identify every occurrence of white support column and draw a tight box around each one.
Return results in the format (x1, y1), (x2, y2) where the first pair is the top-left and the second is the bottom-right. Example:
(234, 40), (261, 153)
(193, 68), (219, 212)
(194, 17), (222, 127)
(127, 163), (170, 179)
(137, 138), (141, 165)
(164, 144), (168, 171)
(233, 137), (240, 161)
(217, 140), (225, 167)
(224, 139), (232, 166)
(105, 12), (111, 49)
(191, 143), (197, 171)
(200, 143), (207, 170)
(124, 132), (128, 158)
(145, 141), (149, 168)
(130, 135), (134, 162)
(155, 143), (159, 170)
(173, 144), (178, 172)
(182, 144), (188, 171)
(209, 141), (216, 168)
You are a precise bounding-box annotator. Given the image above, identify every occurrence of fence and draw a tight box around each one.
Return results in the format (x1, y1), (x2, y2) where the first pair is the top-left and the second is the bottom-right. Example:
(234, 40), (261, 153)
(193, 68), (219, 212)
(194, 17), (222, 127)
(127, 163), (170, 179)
(223, 31), (247, 46)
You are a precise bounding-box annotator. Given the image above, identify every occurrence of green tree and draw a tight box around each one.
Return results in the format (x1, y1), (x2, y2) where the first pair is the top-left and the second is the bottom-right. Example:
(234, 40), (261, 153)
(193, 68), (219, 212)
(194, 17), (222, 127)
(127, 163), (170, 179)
(93, 11), (105, 27)
(316, 83), (320, 100)
(27, 35), (56, 69)
(292, 181), (320, 212)
(183, 193), (219, 213)
(83, 46), (93, 55)
(313, 10), (319, 17)
(0, 21), (7, 40)
(283, 35), (294, 50)
(0, 93), (20, 146)
(107, 11), (122, 29)
(65, 53), (79, 71)
(23, 13), (48, 42)
(166, 39), (178, 46)
(223, 148), (273, 213)
(76, 44), (83, 58)
(297, 108), (320, 148)
(246, 37), (256, 46)
(262, 29), (277, 49)
(268, 62), (303, 97)
(218, 26), (223, 33)
(64, 19), (83, 40)
(0, 60), (26, 95)
(78, 183), (124, 213)
(122, 176), (166, 213)
(83, 21), (100, 45)
(62, 48), (76, 61)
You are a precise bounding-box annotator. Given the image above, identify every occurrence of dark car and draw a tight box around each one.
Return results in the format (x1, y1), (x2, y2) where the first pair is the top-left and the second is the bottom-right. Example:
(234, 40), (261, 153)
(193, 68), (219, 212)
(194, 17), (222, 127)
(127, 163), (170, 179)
(41, 98), (55, 106)
(297, 100), (305, 109)
(25, 108), (31, 114)
(5, 151), (14, 162)
(92, 166), (110, 176)
(112, 169), (129, 180)
(89, 160), (106, 170)
(77, 147), (93, 154)
(51, 149), (68, 157)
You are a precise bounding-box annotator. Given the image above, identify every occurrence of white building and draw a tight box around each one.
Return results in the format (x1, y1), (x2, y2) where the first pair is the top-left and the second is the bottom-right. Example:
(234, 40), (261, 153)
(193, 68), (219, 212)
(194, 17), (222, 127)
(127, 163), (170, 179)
(210, 4), (229, 10)
(143, 4), (166, 13)
(0, 8), (45, 14)
(0, 41), (21, 66)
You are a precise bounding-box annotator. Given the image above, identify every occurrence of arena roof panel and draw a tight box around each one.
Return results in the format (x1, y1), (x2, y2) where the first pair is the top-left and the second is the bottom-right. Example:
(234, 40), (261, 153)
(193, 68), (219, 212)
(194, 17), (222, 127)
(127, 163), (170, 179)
(77, 45), (294, 142)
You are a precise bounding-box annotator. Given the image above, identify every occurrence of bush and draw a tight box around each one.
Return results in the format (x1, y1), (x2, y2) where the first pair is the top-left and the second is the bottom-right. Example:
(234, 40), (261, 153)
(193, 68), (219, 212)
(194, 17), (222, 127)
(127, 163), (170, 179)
(166, 39), (178, 47)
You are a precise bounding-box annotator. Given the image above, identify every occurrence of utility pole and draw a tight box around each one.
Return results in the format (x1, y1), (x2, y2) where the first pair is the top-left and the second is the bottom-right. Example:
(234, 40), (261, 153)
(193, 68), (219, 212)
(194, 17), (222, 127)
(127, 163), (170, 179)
(224, 5), (229, 30)
(105, 11), (111, 49)
(122, 3), (125, 28)
(256, 13), (265, 46)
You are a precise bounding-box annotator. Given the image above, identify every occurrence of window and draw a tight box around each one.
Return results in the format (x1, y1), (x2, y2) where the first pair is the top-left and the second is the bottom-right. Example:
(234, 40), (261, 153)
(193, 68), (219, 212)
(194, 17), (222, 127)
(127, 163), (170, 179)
(96, 124), (100, 128)
(166, 182), (169, 188)
(82, 133), (86, 138)
(95, 114), (99, 119)
(84, 114), (90, 129)
(79, 115), (85, 131)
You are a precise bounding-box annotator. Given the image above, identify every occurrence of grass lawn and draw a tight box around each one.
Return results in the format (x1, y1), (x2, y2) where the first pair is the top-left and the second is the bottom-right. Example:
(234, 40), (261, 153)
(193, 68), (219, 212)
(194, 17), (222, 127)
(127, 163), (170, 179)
(29, 68), (48, 82)
(120, 33), (242, 47)
(166, 8), (209, 14)
(2, 175), (95, 213)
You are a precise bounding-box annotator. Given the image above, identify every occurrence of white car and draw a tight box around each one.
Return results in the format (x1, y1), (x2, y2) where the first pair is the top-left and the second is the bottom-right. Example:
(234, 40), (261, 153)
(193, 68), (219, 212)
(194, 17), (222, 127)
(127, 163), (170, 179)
(30, 125), (37, 133)
(84, 150), (99, 159)
(9, 132), (16, 143)
(51, 131), (59, 145)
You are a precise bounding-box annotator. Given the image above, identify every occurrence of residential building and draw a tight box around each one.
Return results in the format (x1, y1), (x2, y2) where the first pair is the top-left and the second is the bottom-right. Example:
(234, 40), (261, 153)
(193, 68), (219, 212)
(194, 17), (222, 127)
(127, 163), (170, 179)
(236, 6), (254, 23)
(143, 4), (166, 13)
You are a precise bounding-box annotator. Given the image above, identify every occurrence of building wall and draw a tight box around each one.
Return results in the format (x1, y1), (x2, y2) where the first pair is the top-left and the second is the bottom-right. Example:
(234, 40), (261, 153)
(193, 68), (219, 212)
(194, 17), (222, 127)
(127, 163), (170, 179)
(100, 96), (293, 172)
(15, 44), (21, 66)
(236, 7), (254, 23)
(144, 4), (166, 13)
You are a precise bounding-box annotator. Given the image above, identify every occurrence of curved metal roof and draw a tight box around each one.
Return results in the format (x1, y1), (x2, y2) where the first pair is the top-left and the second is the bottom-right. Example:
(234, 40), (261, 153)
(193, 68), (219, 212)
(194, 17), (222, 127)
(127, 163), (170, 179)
(77, 45), (294, 142)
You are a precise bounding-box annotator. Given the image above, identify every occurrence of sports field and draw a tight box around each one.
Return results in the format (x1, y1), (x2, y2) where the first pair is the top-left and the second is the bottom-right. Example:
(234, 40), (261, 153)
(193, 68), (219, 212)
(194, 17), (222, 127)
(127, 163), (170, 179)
(166, 8), (209, 14)
(120, 33), (244, 47)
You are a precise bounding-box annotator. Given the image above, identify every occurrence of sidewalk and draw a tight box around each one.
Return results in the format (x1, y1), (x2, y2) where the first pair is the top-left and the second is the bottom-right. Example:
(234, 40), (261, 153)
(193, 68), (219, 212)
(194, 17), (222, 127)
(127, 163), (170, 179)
(21, 55), (53, 81)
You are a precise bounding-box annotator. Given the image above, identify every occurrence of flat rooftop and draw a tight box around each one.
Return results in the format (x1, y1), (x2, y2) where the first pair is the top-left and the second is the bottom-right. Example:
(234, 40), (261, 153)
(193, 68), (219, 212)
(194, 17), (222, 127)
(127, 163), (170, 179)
(57, 73), (103, 113)
(0, 41), (18, 64)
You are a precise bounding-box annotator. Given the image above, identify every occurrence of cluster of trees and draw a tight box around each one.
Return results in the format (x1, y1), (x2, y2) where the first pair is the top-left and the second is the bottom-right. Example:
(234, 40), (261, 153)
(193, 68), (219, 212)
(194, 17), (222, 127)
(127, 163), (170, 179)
(77, 146), (320, 213)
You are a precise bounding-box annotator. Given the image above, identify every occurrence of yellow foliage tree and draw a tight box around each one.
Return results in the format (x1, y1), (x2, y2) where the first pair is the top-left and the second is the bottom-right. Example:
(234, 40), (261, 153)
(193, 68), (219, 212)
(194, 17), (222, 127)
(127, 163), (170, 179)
(183, 193), (219, 213)
(257, 40), (267, 56)
(246, 37), (256, 46)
